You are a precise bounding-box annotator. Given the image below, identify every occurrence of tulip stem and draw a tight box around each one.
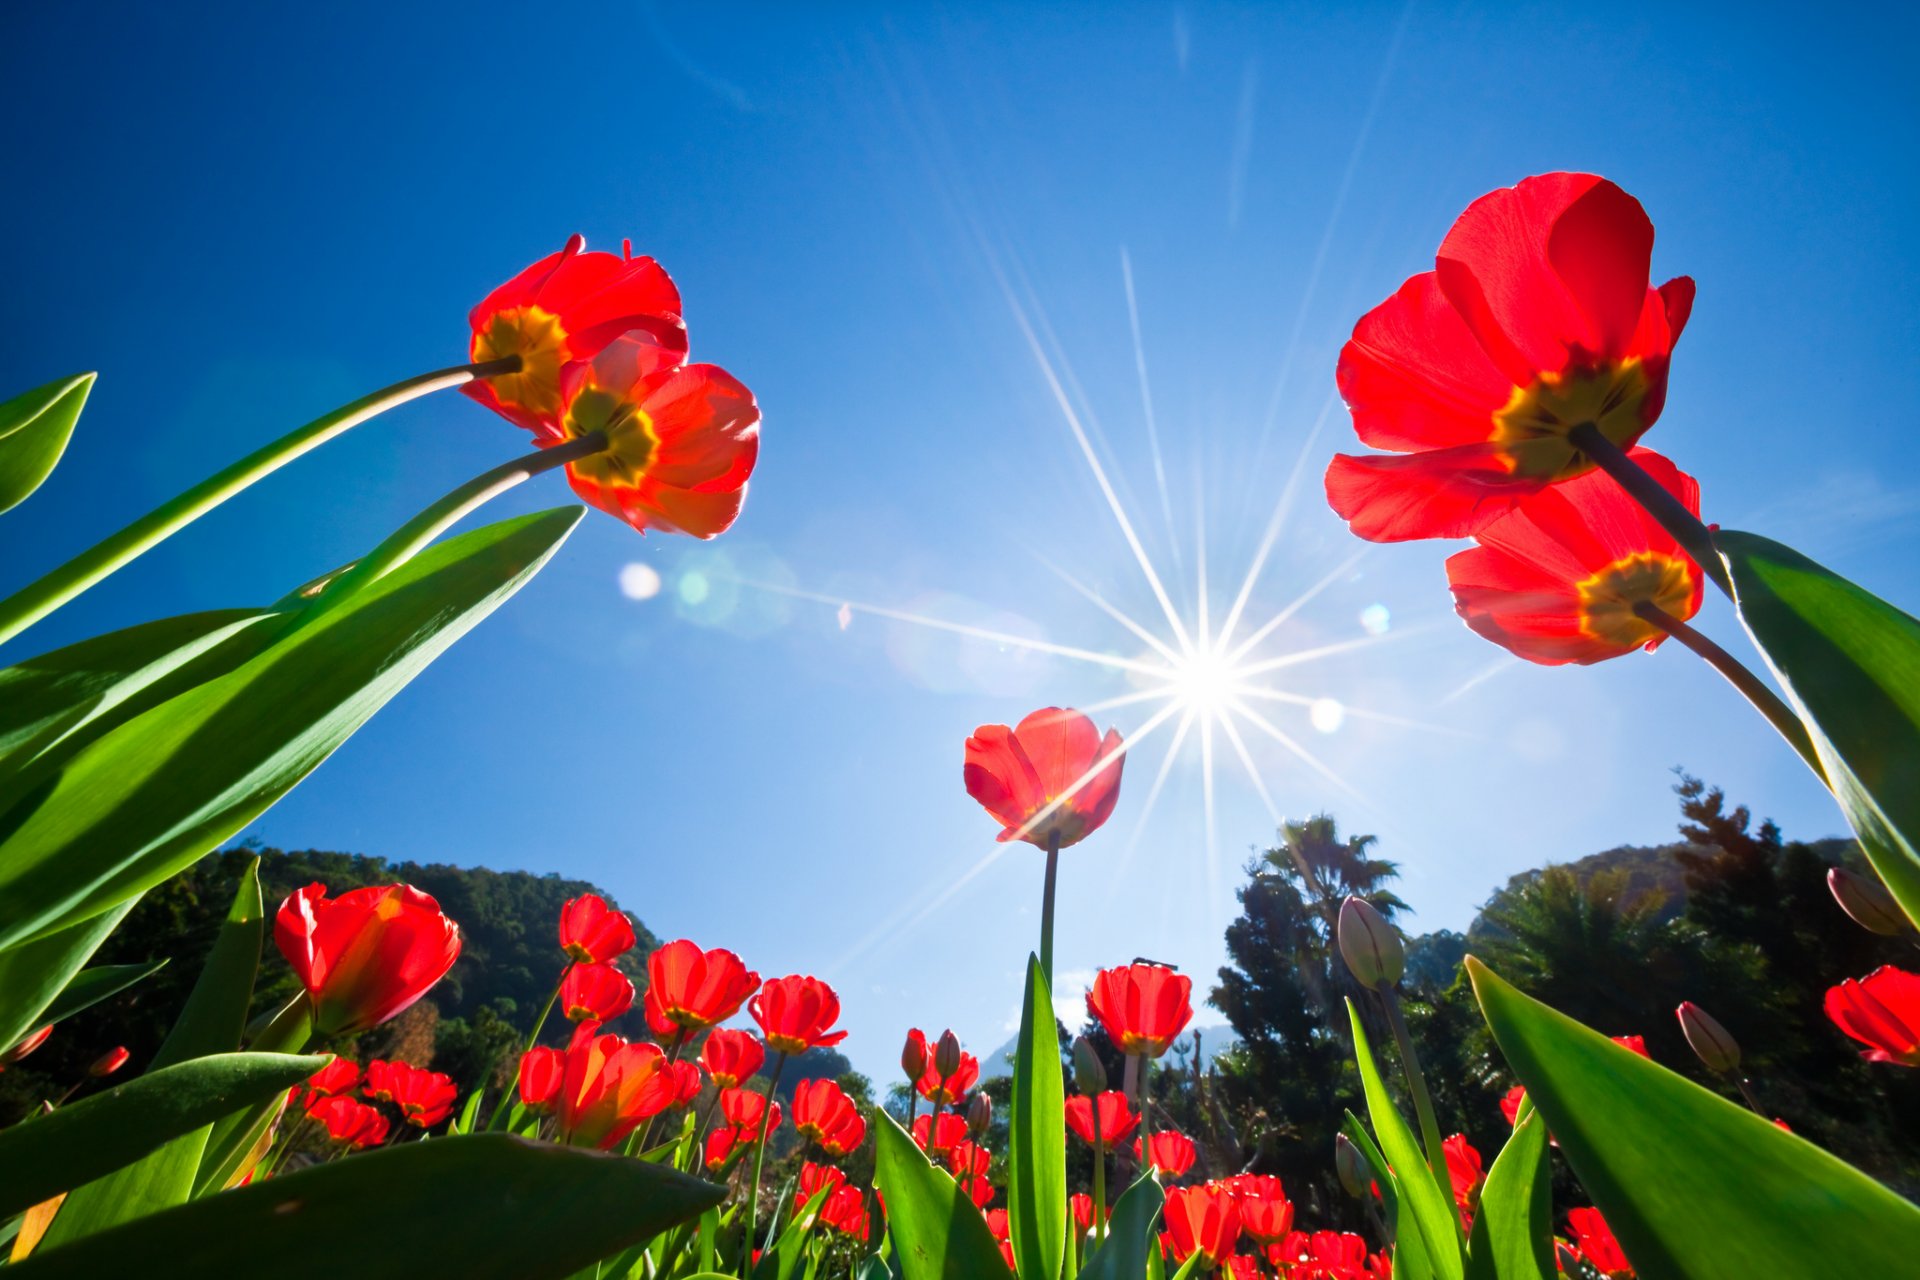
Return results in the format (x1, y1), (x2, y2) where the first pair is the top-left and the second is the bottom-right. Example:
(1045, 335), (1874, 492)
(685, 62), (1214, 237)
(1135, 1052), (1152, 1169)
(1568, 423), (1732, 597)
(1634, 601), (1822, 773)
(743, 1051), (787, 1278)
(0, 356), (520, 651)
(298, 429), (607, 617)
(1735, 1076), (1767, 1118)
(491, 962), (573, 1131)
(1091, 1104), (1107, 1247)
(1380, 989), (1448, 1191)
(1039, 830), (1062, 988)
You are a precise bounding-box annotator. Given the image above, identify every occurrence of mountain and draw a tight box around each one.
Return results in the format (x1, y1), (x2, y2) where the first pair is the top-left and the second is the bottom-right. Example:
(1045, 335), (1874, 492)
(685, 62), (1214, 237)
(976, 1025), (1241, 1081)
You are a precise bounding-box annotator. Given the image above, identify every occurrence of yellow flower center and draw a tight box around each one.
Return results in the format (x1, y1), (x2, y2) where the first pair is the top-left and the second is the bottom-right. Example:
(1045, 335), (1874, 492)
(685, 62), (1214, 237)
(472, 305), (570, 420)
(561, 385), (657, 486)
(1491, 359), (1651, 480)
(1576, 551), (1695, 649)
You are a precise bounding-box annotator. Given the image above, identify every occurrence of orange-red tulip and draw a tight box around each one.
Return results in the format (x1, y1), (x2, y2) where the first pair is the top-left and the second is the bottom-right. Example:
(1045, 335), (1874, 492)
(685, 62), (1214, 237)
(750, 975), (846, 1055)
(901, 1027), (929, 1080)
(915, 1050), (980, 1106)
(797, 1160), (848, 1209)
(1, 1024), (52, 1068)
(1086, 963), (1193, 1058)
(793, 1077), (865, 1155)
(519, 1046), (564, 1113)
(309, 1094), (389, 1149)
(561, 961), (636, 1023)
(1444, 1134), (1485, 1218)
(552, 1021), (677, 1149)
(274, 883), (461, 1036)
(1568, 1206), (1633, 1277)
(559, 893), (638, 964)
(700, 1027), (765, 1089)
(1326, 173), (1694, 542)
(1223, 1174), (1292, 1245)
(669, 1060), (704, 1106)
(644, 939), (761, 1039)
(719, 1086), (782, 1141)
(1825, 965), (1920, 1066)
(1064, 1090), (1140, 1150)
(466, 236), (686, 435)
(819, 1184), (872, 1242)
(912, 1111), (968, 1157)
(305, 1057), (362, 1099)
(704, 1125), (741, 1172)
(88, 1046), (130, 1078)
(964, 707), (1126, 849)
(364, 1059), (458, 1129)
(1134, 1129), (1197, 1177)
(1164, 1183), (1242, 1268)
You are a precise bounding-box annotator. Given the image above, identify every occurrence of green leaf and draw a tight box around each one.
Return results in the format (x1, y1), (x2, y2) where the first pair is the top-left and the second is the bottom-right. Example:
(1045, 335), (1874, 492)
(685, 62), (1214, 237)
(10, 1132), (724, 1280)
(752, 1186), (833, 1280)
(1348, 1000), (1463, 1280)
(40, 958), (169, 1026)
(1341, 1113), (1429, 1280)
(0, 901), (138, 1052)
(1719, 530), (1920, 926)
(0, 373), (91, 515)
(871, 1109), (1011, 1280)
(1077, 1173), (1163, 1280)
(1008, 954), (1066, 1280)
(1468, 956), (1920, 1279)
(40, 858), (268, 1247)
(0, 1052), (324, 1220)
(1462, 1111), (1552, 1280)
(0, 506), (583, 949)
(451, 1084), (487, 1136)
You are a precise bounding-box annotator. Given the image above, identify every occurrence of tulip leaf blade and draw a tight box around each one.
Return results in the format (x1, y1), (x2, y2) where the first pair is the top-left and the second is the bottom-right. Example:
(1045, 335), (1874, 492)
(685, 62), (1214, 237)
(39, 957), (169, 1027)
(1718, 530), (1920, 925)
(1348, 999), (1464, 1280)
(1077, 1172), (1164, 1280)
(0, 901), (139, 1054)
(1462, 1110), (1552, 1280)
(0, 1052), (325, 1221)
(8, 1132), (724, 1279)
(871, 1108), (1011, 1280)
(1468, 955), (1920, 1278)
(0, 505), (583, 950)
(750, 1185), (833, 1280)
(0, 372), (92, 515)
(1341, 1111), (1430, 1280)
(1008, 953), (1067, 1280)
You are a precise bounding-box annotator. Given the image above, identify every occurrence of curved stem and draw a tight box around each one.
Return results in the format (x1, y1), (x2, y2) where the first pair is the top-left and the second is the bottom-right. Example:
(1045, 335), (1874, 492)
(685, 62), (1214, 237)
(1735, 1076), (1768, 1118)
(1039, 830), (1062, 988)
(1381, 989), (1447, 1189)
(1634, 601), (1823, 774)
(743, 1050), (787, 1277)
(0, 357), (518, 650)
(1567, 423), (1732, 597)
(490, 961), (574, 1131)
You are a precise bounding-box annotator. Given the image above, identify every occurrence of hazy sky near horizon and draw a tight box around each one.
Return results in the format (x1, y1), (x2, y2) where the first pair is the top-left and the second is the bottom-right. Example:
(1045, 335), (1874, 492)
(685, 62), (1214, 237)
(5, 2), (1917, 1081)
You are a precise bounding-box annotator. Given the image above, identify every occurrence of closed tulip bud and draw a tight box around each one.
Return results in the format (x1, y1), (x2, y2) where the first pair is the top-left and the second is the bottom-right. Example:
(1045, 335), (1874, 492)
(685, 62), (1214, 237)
(934, 1029), (963, 1081)
(1676, 1001), (1741, 1074)
(88, 1046), (130, 1078)
(1338, 897), (1403, 991)
(1, 1025), (52, 1068)
(967, 1091), (992, 1139)
(901, 1028), (928, 1080)
(1828, 867), (1908, 936)
(1072, 1036), (1107, 1097)
(1335, 1133), (1370, 1198)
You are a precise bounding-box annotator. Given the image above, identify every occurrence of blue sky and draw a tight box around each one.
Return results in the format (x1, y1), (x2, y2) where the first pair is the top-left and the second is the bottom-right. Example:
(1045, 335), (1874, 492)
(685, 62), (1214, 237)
(5, 2), (1917, 1081)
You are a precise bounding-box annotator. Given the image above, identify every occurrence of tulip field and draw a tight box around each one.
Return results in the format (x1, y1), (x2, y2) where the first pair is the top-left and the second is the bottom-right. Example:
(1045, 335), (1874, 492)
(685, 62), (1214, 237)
(5, 93), (1920, 1280)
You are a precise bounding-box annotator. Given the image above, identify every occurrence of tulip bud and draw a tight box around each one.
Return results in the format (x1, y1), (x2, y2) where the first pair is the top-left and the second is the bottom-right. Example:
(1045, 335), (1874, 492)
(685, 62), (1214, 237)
(88, 1046), (130, 1078)
(901, 1029), (928, 1080)
(934, 1029), (963, 1081)
(1072, 1036), (1107, 1097)
(1828, 867), (1908, 936)
(1337, 897), (1403, 991)
(1675, 1001), (1741, 1075)
(1, 1024), (52, 1069)
(1334, 1133), (1369, 1198)
(967, 1091), (992, 1139)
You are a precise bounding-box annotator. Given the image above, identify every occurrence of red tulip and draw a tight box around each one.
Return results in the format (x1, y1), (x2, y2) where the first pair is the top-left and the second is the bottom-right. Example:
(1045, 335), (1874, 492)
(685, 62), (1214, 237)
(305, 1057), (362, 1099)
(704, 1125), (741, 1172)
(1500, 1084), (1526, 1127)
(1613, 1035), (1650, 1058)
(88, 1046), (130, 1078)
(1222, 1174), (1292, 1245)
(1326, 172), (1695, 542)
(793, 1078), (866, 1154)
(1444, 449), (1704, 664)
(561, 961), (636, 1023)
(797, 1160), (848, 1209)
(948, 1139), (993, 1206)
(1568, 1206), (1633, 1277)
(963, 708), (1126, 849)
(700, 1027), (765, 1089)
(550, 337), (761, 538)
(1, 1024), (52, 1068)
(363, 1060), (457, 1129)
(669, 1059), (704, 1106)
(1443, 1134), (1485, 1218)
(1064, 1090), (1140, 1150)
(1070, 1193), (1097, 1234)
(901, 1027), (929, 1080)
(644, 940), (761, 1039)
(1225, 1256), (1263, 1280)
(274, 883), (461, 1036)
(719, 1086), (782, 1141)
(1164, 1183), (1243, 1269)
(819, 1185), (872, 1242)
(518, 1046), (564, 1113)
(985, 1208), (1012, 1241)
(912, 1111), (968, 1157)
(915, 1050), (980, 1106)
(558, 893), (637, 964)
(466, 236), (685, 435)
(1086, 963), (1194, 1058)
(552, 1021), (677, 1149)
(1825, 965), (1920, 1065)
(309, 1094), (389, 1149)
(1134, 1129), (1197, 1178)
(749, 975), (846, 1055)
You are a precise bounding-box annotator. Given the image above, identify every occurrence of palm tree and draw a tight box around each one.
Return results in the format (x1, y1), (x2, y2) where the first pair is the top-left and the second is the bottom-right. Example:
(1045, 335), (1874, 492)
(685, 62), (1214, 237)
(1257, 815), (1410, 1033)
